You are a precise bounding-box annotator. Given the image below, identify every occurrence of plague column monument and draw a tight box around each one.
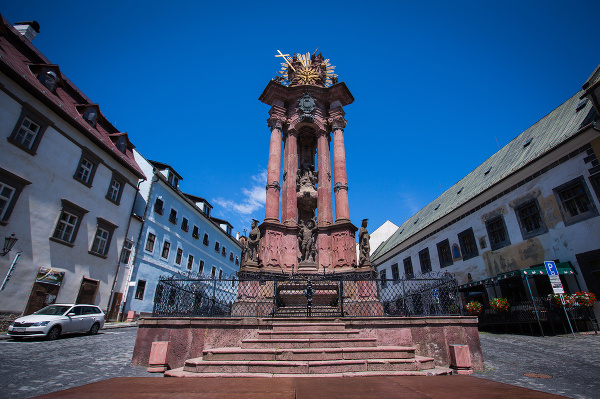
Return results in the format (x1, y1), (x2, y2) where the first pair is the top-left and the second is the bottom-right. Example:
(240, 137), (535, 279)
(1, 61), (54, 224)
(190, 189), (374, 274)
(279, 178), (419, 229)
(242, 51), (371, 273)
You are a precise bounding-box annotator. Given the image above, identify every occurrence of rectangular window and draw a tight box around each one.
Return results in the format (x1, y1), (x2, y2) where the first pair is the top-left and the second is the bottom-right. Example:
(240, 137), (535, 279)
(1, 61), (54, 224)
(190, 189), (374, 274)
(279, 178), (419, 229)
(554, 177), (598, 225)
(516, 200), (547, 239)
(0, 182), (16, 221)
(199, 260), (205, 275)
(89, 218), (117, 257)
(203, 233), (209, 246)
(230, 252), (234, 262)
(106, 174), (125, 205)
(154, 198), (164, 215)
(211, 266), (217, 279)
(235, 256), (239, 266)
(0, 168), (30, 224)
(8, 105), (49, 154)
(379, 270), (387, 289)
(90, 227), (110, 255)
(77, 159), (94, 183)
(192, 225), (199, 239)
(12, 117), (40, 149)
(145, 232), (156, 252)
(437, 239), (453, 268)
(51, 199), (88, 245)
(175, 248), (183, 265)
(215, 241), (220, 252)
(168, 209), (177, 224)
(419, 248), (432, 274)
(181, 217), (189, 232)
(134, 280), (146, 300)
(218, 269), (223, 279)
(222, 246), (226, 257)
(391, 263), (399, 281)
(403, 257), (414, 279)
(120, 240), (133, 264)
(54, 211), (78, 242)
(458, 228), (478, 260)
(485, 216), (510, 250)
(161, 241), (171, 259)
(73, 150), (99, 187)
(187, 254), (194, 270)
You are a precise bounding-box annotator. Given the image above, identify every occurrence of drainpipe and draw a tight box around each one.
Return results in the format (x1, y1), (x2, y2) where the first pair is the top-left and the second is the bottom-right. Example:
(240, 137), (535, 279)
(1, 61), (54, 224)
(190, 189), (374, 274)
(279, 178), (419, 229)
(106, 177), (145, 319)
(118, 171), (157, 321)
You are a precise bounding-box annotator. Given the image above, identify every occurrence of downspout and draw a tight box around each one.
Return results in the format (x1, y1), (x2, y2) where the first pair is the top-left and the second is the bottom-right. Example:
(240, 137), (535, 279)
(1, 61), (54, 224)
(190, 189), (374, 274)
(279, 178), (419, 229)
(106, 177), (145, 319)
(118, 171), (157, 321)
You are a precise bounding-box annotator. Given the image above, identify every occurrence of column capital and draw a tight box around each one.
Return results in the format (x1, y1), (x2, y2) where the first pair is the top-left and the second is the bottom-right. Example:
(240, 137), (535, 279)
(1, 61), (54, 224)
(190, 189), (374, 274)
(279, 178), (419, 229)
(316, 129), (331, 140)
(328, 116), (347, 131)
(267, 115), (286, 131)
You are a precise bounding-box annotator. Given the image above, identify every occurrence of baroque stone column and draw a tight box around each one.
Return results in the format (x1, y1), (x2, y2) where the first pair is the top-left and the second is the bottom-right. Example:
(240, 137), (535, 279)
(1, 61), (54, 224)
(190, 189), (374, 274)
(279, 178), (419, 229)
(264, 114), (284, 222)
(317, 129), (333, 226)
(330, 115), (349, 222)
(282, 129), (298, 225)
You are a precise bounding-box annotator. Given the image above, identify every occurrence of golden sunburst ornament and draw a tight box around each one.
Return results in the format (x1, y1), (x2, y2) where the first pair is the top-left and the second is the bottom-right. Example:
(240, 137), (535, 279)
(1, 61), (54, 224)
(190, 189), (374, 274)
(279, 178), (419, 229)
(275, 49), (337, 87)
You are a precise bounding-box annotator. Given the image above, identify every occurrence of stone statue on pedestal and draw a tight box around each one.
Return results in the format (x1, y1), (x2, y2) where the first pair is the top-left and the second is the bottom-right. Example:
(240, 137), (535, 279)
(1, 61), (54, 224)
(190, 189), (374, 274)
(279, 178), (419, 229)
(246, 219), (260, 264)
(298, 218), (317, 263)
(358, 219), (371, 267)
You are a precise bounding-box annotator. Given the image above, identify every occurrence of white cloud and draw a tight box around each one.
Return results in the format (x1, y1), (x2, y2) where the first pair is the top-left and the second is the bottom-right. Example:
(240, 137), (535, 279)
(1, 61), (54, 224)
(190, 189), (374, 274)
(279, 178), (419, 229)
(213, 169), (267, 216)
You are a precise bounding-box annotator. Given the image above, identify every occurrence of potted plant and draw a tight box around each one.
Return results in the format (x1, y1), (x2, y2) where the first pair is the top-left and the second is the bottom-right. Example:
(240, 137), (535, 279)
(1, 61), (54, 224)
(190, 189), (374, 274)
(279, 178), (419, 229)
(489, 297), (510, 312)
(572, 291), (596, 307)
(465, 301), (482, 315)
(548, 293), (575, 308)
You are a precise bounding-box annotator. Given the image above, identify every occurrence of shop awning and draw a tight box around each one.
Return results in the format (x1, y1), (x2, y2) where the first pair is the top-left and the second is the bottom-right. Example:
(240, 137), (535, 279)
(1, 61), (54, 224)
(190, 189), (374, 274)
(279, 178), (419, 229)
(458, 262), (577, 290)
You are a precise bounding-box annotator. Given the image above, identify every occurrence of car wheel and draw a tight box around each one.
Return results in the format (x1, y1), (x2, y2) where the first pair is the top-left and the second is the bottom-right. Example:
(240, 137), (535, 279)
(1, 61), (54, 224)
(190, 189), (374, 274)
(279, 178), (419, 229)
(88, 323), (100, 335)
(46, 326), (61, 340)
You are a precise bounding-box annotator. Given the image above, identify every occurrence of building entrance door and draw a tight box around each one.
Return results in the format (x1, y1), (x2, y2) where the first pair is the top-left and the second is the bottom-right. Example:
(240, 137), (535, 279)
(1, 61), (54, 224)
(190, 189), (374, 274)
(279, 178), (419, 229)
(24, 281), (61, 315)
(576, 249), (600, 297)
(76, 278), (99, 304)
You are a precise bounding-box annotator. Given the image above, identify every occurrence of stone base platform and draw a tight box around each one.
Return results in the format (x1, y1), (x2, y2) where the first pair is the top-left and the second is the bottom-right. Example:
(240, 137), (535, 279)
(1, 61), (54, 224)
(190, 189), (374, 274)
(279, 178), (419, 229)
(132, 316), (483, 375)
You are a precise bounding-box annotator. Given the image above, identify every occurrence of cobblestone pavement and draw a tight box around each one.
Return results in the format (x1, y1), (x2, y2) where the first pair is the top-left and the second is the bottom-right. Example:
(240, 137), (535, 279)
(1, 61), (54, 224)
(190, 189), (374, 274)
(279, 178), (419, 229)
(475, 331), (600, 399)
(0, 327), (159, 399)
(1, 327), (599, 399)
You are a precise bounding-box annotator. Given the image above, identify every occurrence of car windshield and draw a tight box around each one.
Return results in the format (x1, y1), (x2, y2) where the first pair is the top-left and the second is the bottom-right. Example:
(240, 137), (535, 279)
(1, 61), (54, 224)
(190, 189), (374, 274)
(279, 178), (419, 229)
(33, 305), (72, 316)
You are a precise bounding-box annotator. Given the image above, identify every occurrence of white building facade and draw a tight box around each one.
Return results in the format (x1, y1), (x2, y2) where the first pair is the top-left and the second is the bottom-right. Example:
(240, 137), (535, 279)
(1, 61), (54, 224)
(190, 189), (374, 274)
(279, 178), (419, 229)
(372, 67), (600, 316)
(0, 18), (145, 321)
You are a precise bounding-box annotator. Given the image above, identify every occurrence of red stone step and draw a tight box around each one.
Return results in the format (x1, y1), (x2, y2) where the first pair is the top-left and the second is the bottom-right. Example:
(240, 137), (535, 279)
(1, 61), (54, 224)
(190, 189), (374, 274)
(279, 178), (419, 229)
(165, 367), (454, 378)
(271, 322), (346, 332)
(241, 337), (377, 349)
(257, 329), (360, 339)
(203, 346), (416, 361)
(182, 357), (438, 375)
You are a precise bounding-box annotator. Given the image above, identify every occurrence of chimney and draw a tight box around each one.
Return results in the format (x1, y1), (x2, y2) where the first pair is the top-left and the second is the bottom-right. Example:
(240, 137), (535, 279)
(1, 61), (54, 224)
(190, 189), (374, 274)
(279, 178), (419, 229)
(236, 232), (240, 240)
(14, 21), (40, 41)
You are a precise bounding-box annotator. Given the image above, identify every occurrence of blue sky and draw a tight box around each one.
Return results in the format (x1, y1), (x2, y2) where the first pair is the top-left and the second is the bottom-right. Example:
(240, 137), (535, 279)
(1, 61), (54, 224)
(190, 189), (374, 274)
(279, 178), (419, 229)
(2, 1), (599, 236)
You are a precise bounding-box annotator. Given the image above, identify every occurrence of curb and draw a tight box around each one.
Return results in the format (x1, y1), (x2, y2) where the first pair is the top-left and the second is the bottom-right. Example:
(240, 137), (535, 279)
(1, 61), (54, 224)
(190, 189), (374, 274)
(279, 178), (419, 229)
(0, 321), (138, 340)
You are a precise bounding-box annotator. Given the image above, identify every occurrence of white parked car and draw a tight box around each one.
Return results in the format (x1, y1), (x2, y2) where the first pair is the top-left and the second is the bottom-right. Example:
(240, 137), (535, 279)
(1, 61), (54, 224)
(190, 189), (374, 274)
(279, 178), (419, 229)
(8, 304), (105, 340)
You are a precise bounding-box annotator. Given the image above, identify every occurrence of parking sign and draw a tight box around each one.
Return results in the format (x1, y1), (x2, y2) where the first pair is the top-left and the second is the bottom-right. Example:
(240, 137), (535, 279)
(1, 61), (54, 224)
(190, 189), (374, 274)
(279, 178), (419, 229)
(544, 261), (558, 276)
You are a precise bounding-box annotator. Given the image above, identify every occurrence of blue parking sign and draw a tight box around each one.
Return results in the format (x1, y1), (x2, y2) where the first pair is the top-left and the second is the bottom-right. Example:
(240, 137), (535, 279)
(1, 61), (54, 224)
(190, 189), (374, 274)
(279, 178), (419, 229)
(544, 261), (558, 276)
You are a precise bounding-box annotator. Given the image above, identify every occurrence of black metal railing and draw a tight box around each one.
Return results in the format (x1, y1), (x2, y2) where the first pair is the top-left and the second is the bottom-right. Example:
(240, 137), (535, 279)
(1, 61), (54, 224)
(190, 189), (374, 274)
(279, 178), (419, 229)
(152, 270), (462, 318)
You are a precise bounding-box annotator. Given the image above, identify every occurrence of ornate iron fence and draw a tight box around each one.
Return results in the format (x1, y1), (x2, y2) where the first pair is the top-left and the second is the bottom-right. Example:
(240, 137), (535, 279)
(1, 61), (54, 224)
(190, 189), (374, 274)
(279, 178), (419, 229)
(152, 270), (462, 318)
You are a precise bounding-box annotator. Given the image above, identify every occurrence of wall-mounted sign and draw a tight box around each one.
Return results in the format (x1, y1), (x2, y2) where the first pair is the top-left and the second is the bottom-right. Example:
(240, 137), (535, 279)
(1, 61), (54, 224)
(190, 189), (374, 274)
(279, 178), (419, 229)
(35, 267), (65, 286)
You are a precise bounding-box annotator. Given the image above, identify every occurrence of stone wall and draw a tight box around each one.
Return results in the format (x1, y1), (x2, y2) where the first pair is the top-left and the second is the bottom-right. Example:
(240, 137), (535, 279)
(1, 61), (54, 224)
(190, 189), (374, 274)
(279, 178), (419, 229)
(132, 316), (483, 370)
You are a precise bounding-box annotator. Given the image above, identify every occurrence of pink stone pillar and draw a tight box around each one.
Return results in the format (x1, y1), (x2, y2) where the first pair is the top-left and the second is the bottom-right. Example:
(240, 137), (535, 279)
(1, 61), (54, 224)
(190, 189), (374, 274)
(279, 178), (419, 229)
(317, 130), (332, 226)
(282, 130), (298, 225)
(331, 118), (349, 222)
(265, 116), (283, 222)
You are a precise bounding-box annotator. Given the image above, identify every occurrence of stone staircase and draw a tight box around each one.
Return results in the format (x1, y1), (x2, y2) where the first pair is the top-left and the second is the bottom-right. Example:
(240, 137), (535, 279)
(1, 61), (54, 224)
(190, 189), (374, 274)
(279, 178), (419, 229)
(164, 321), (453, 377)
